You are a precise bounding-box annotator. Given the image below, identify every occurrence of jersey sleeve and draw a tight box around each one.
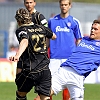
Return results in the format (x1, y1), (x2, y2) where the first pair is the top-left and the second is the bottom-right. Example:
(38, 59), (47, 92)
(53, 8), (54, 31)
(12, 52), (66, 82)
(39, 13), (48, 27)
(45, 27), (53, 39)
(73, 18), (83, 40)
(16, 29), (28, 42)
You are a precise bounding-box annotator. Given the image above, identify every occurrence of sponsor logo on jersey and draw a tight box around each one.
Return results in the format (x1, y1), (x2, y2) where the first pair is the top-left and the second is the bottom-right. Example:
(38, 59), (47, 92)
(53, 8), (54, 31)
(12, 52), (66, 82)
(28, 28), (43, 32)
(95, 42), (100, 46)
(54, 17), (58, 19)
(67, 22), (71, 27)
(79, 42), (95, 50)
(56, 26), (70, 32)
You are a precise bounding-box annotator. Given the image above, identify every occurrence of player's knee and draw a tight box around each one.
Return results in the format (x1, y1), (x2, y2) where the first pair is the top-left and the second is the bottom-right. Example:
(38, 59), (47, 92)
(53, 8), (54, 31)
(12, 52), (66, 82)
(50, 89), (54, 95)
(16, 91), (27, 100)
(17, 91), (27, 97)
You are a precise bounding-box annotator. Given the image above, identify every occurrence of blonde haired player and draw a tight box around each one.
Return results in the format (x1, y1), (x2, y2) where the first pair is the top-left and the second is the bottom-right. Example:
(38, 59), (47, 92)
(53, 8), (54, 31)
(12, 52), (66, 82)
(9, 8), (56, 100)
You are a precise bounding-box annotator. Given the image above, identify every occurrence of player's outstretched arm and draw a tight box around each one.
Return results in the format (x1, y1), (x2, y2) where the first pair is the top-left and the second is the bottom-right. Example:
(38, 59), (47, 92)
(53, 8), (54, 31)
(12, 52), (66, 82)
(9, 38), (28, 62)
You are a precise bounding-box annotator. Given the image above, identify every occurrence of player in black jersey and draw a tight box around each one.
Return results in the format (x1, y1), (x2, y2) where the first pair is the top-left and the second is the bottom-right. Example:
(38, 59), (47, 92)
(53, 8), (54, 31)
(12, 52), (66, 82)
(17, 0), (48, 73)
(24, 0), (48, 27)
(24, 1), (51, 100)
(9, 8), (56, 100)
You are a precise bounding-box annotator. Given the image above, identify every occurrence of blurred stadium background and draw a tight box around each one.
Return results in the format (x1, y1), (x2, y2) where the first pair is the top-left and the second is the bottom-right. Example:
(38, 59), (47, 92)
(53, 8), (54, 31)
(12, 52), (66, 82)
(0, 0), (100, 84)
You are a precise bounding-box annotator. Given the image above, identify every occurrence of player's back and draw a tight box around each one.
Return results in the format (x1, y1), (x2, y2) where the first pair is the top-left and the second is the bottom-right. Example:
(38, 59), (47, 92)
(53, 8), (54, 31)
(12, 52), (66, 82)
(16, 24), (50, 70)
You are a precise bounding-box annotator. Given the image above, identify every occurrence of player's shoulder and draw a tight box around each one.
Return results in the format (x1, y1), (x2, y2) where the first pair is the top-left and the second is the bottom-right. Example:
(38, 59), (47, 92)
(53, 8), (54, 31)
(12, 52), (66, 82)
(70, 15), (80, 24)
(67, 15), (75, 20)
(34, 11), (40, 15)
(15, 26), (28, 38)
(83, 36), (90, 41)
(16, 26), (30, 34)
(16, 26), (25, 32)
(32, 11), (44, 18)
(53, 14), (60, 19)
(67, 15), (81, 27)
(49, 14), (60, 21)
(35, 11), (45, 17)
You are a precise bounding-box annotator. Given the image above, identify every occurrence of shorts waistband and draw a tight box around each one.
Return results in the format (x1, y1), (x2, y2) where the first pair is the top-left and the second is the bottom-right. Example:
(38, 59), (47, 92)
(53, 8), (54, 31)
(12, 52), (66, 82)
(62, 66), (79, 75)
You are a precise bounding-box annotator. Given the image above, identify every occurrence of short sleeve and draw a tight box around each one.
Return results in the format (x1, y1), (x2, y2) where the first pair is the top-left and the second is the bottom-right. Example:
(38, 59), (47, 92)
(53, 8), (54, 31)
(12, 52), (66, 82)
(45, 27), (53, 39)
(39, 13), (48, 27)
(16, 29), (28, 42)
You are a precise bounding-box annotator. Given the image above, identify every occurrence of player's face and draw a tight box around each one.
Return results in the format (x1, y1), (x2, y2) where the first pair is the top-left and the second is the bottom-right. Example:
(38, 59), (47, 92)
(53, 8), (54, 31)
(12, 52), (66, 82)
(60, 0), (71, 14)
(24, 0), (36, 14)
(90, 23), (100, 40)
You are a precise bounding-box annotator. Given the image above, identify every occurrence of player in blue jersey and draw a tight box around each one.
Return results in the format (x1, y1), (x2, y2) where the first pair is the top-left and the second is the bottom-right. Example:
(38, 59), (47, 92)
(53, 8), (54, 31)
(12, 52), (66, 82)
(48, 0), (83, 100)
(50, 19), (100, 100)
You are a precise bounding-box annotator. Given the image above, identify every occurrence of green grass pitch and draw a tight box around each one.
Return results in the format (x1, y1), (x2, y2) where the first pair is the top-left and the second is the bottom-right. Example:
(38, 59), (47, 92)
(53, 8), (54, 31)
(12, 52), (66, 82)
(0, 82), (100, 100)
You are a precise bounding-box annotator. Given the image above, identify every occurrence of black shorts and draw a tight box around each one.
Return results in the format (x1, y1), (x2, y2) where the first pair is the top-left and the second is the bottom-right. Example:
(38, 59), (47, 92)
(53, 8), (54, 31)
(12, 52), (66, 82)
(17, 61), (22, 69)
(15, 66), (51, 96)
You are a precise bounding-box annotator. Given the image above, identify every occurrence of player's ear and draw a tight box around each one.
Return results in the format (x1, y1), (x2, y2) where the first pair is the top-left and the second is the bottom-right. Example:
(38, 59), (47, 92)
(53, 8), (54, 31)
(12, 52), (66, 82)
(17, 21), (21, 26)
(34, 1), (36, 6)
(69, 4), (72, 9)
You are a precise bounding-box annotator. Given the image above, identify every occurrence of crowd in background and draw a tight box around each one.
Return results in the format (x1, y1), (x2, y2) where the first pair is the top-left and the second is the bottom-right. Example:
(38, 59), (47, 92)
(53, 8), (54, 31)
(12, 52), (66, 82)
(0, 0), (23, 2)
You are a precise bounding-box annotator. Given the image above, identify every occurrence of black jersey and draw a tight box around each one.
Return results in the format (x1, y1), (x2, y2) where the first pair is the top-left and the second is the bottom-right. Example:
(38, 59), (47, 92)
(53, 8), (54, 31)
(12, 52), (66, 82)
(16, 23), (53, 70)
(31, 11), (48, 26)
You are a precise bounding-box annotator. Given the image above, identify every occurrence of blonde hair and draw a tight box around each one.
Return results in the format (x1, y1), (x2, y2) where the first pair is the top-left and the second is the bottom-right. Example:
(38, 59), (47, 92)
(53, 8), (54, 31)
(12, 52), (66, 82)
(15, 8), (32, 24)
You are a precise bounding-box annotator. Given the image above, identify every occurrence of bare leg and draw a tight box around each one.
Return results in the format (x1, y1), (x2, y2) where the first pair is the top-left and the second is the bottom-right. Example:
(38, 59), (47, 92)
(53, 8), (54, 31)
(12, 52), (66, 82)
(16, 91), (27, 100)
(16, 68), (27, 100)
(40, 94), (50, 100)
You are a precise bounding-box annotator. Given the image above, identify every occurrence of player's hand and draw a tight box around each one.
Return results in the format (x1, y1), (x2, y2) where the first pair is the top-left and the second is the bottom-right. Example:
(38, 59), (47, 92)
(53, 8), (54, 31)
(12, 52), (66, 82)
(52, 33), (57, 40)
(9, 56), (19, 62)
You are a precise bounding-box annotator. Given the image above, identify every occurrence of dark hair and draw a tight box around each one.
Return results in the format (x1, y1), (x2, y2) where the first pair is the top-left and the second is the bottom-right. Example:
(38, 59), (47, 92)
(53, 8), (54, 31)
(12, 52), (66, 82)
(59, 0), (72, 5)
(93, 20), (100, 24)
(15, 8), (32, 24)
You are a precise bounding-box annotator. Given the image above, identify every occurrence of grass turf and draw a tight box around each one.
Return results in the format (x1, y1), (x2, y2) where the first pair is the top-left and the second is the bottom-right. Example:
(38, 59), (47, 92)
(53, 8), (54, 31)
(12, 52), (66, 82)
(0, 82), (100, 100)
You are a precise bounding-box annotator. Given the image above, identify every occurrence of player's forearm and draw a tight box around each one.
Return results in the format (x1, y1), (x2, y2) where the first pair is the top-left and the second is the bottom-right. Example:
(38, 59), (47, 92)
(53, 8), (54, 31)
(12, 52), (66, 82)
(16, 39), (28, 58)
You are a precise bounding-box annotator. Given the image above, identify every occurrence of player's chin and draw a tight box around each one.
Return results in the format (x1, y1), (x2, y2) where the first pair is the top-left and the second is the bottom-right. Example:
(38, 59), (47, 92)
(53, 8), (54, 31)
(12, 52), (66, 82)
(90, 35), (95, 39)
(27, 8), (31, 12)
